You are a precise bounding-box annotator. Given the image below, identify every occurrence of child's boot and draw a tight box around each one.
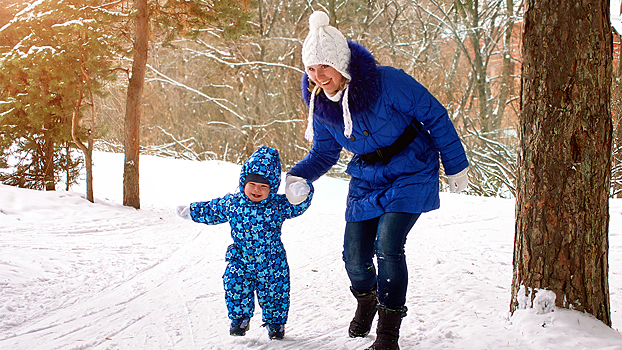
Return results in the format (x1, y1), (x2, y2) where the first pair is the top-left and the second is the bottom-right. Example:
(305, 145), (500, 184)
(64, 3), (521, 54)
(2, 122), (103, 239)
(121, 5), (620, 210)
(266, 324), (285, 340)
(229, 318), (250, 336)
(349, 286), (378, 337)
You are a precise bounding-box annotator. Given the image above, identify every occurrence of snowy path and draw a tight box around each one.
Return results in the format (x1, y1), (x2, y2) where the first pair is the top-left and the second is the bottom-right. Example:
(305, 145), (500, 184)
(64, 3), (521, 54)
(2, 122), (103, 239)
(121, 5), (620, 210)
(1, 152), (621, 350)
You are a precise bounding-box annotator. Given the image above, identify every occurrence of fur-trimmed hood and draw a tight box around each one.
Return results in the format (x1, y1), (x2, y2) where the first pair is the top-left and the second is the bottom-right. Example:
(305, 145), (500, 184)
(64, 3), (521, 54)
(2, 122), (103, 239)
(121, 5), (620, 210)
(301, 41), (381, 129)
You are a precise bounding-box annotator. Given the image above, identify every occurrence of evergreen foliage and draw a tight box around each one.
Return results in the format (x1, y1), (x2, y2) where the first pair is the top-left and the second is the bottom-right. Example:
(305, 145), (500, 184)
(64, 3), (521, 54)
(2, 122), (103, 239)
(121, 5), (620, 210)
(0, 0), (251, 192)
(153, 0), (252, 43)
(0, 0), (121, 189)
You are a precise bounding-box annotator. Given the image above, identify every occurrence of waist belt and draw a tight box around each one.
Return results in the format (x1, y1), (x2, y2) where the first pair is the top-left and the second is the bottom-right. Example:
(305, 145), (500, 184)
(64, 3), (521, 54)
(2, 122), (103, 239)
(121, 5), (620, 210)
(359, 119), (422, 164)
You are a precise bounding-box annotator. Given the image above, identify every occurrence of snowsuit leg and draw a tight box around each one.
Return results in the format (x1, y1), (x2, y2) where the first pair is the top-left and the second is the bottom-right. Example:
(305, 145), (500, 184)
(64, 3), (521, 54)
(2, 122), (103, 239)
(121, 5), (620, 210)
(256, 252), (290, 324)
(223, 259), (256, 320)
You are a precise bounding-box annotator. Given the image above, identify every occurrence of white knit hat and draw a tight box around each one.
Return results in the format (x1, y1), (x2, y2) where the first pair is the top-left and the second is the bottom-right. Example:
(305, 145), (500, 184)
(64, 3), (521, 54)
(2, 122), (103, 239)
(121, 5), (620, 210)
(302, 11), (353, 142)
(302, 11), (351, 80)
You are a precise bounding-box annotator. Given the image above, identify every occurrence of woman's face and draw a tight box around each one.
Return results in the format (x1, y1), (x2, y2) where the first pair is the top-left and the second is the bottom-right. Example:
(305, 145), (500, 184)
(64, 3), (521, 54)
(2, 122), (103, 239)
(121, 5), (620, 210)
(307, 64), (344, 96)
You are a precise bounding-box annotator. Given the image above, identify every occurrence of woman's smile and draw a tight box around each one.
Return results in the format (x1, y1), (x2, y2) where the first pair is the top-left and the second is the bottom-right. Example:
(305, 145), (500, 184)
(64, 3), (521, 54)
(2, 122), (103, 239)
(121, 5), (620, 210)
(307, 64), (344, 96)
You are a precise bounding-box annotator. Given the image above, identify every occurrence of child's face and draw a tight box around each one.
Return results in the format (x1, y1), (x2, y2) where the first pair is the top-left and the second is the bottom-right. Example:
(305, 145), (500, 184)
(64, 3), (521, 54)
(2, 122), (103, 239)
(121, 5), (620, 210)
(244, 181), (270, 202)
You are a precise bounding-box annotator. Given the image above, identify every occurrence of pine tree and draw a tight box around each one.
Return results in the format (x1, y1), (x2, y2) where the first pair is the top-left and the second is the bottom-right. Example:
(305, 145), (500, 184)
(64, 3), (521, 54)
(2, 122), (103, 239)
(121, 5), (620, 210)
(0, 0), (120, 193)
(511, 0), (612, 325)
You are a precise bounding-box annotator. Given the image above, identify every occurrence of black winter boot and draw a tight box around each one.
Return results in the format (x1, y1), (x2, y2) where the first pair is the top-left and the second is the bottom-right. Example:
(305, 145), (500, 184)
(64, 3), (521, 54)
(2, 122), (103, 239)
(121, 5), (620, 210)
(364, 305), (406, 350)
(348, 286), (378, 337)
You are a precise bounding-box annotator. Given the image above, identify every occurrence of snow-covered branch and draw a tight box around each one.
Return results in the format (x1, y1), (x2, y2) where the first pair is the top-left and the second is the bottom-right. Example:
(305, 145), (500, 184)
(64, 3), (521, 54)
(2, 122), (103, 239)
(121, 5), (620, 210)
(145, 63), (247, 123)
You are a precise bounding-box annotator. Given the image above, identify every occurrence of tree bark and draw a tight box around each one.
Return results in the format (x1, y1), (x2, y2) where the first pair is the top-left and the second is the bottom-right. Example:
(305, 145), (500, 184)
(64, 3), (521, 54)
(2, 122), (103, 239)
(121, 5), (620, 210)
(71, 90), (95, 203)
(123, 0), (149, 209)
(496, 0), (516, 122)
(43, 130), (55, 191)
(511, 0), (612, 325)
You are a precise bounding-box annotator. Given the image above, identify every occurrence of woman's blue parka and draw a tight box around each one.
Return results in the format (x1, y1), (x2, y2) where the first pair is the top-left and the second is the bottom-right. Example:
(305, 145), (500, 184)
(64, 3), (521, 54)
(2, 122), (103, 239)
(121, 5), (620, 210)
(289, 42), (468, 222)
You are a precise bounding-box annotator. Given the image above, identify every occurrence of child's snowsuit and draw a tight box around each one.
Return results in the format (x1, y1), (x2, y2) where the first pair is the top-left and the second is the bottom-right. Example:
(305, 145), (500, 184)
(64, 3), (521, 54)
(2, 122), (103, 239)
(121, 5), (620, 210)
(189, 146), (313, 325)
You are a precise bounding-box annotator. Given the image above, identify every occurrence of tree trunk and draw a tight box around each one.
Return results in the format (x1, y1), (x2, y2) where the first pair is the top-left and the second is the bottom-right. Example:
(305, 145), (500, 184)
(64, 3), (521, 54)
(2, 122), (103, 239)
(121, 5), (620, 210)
(496, 0), (516, 122)
(123, 0), (149, 209)
(511, 0), (612, 325)
(72, 90), (95, 203)
(466, 0), (492, 132)
(43, 130), (55, 191)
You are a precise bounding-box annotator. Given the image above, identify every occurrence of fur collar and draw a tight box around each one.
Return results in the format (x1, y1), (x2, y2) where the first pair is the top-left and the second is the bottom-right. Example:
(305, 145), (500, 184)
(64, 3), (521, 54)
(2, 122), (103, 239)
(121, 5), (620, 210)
(301, 41), (381, 128)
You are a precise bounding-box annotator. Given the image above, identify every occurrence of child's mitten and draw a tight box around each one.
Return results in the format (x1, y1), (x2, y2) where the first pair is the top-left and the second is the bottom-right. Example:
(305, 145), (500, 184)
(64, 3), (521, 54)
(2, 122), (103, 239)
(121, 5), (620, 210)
(176, 205), (191, 220)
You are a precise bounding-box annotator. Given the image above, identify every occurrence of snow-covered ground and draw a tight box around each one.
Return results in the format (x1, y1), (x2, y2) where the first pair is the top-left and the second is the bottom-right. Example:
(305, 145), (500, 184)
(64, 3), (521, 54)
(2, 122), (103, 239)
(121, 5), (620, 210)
(1, 151), (621, 350)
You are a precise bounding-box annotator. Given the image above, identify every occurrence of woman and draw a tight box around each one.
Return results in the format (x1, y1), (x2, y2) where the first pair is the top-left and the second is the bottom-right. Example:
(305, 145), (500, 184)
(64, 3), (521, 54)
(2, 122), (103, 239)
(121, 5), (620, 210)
(286, 11), (469, 350)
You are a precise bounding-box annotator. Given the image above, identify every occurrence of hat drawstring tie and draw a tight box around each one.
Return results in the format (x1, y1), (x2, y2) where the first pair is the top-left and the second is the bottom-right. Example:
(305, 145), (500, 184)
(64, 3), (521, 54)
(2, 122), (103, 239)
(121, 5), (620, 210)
(305, 84), (319, 142)
(342, 82), (352, 139)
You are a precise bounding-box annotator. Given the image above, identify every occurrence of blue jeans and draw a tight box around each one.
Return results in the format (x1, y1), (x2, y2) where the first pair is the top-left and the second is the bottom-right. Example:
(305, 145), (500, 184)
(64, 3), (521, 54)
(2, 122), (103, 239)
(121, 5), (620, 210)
(343, 212), (420, 309)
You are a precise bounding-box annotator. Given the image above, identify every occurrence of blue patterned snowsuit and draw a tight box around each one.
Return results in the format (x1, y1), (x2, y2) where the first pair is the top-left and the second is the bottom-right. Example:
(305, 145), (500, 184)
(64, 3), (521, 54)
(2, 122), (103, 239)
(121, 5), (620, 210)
(189, 146), (313, 325)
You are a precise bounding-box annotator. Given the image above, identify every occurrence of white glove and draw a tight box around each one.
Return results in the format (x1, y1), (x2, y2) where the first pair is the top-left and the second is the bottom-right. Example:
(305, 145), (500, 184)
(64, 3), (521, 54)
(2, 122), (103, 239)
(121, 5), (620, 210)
(286, 175), (310, 205)
(447, 167), (468, 193)
(176, 205), (191, 220)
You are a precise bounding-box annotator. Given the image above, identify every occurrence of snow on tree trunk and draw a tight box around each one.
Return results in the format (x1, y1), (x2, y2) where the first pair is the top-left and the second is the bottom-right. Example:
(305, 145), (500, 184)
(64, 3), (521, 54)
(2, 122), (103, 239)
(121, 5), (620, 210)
(511, 0), (613, 326)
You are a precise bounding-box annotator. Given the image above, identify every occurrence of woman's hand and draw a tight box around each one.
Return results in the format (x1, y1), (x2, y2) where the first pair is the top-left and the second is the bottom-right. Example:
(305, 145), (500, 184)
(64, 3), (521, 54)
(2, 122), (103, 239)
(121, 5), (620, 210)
(447, 167), (468, 193)
(286, 175), (310, 204)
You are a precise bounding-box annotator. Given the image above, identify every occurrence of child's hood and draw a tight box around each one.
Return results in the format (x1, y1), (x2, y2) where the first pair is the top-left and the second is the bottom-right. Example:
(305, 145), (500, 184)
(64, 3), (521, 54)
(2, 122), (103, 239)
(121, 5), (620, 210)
(239, 146), (282, 197)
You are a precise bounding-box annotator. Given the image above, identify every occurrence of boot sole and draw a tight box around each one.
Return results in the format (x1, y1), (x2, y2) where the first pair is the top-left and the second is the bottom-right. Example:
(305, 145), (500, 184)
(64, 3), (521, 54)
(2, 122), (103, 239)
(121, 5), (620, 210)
(349, 329), (371, 338)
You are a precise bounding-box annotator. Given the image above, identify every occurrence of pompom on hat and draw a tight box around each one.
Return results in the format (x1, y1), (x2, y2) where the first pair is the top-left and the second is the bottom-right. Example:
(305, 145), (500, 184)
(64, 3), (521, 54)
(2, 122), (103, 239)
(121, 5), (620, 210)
(302, 11), (353, 142)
